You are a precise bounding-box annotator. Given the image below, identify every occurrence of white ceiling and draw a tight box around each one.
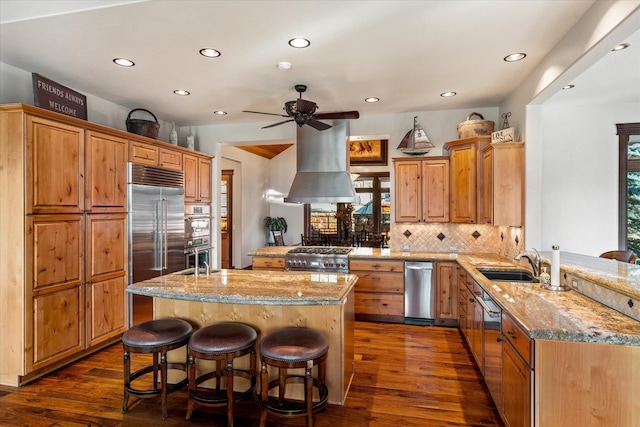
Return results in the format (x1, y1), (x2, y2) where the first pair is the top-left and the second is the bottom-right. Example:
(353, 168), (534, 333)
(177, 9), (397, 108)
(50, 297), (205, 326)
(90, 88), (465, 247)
(0, 0), (636, 128)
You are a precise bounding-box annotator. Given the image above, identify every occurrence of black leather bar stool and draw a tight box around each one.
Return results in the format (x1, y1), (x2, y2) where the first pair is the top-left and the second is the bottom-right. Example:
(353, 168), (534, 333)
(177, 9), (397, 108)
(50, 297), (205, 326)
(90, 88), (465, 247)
(121, 318), (192, 419)
(186, 322), (258, 427)
(259, 327), (329, 427)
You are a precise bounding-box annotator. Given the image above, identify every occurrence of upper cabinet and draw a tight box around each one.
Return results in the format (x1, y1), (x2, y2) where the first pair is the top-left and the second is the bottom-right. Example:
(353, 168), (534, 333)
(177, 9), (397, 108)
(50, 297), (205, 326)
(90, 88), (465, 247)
(394, 157), (449, 223)
(444, 136), (490, 224)
(129, 140), (158, 165)
(184, 153), (212, 204)
(86, 131), (128, 212)
(481, 143), (524, 226)
(27, 116), (85, 214)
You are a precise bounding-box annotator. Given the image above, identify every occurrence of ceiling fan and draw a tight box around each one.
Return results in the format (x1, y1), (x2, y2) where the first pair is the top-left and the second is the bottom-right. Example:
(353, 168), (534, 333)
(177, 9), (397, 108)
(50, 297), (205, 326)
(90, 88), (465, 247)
(242, 84), (360, 131)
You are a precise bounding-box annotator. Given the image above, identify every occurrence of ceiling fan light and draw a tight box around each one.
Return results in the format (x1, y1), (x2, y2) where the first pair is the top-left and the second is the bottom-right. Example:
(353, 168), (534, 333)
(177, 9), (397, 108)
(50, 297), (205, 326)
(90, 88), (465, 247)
(289, 38), (310, 48)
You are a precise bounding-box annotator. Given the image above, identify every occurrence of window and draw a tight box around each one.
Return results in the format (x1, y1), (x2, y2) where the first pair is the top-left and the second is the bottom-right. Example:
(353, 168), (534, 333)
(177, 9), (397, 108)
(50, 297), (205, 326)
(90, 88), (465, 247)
(303, 173), (390, 246)
(617, 123), (640, 254)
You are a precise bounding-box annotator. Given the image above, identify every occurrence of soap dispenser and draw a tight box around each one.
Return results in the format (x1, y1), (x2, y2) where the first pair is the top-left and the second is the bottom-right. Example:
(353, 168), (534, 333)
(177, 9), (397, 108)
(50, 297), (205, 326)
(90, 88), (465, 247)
(539, 267), (551, 285)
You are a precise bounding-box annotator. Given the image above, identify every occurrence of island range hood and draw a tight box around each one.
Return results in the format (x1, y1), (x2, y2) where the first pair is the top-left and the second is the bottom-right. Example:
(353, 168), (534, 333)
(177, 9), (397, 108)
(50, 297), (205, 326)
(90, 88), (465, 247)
(284, 119), (357, 204)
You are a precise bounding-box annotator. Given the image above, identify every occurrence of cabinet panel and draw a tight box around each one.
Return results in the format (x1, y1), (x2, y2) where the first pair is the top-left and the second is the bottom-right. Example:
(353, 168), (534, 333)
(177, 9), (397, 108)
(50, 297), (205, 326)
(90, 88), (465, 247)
(252, 256), (285, 271)
(30, 286), (84, 371)
(449, 144), (476, 223)
(354, 272), (403, 293)
(354, 293), (404, 317)
(86, 276), (127, 346)
(27, 116), (84, 214)
(394, 160), (422, 222)
(129, 140), (158, 165)
(28, 215), (83, 293)
(86, 131), (128, 212)
(86, 214), (127, 282)
(159, 148), (183, 170)
(349, 259), (404, 273)
(481, 143), (524, 226)
(502, 312), (532, 366)
(435, 262), (457, 320)
(423, 159), (450, 222)
(502, 341), (531, 427)
(198, 157), (212, 203)
(183, 154), (198, 202)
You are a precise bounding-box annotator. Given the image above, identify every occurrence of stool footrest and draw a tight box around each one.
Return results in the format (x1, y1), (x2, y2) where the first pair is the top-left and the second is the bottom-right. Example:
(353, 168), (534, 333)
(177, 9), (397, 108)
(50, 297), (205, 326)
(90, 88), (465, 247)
(190, 368), (255, 405)
(262, 376), (328, 415)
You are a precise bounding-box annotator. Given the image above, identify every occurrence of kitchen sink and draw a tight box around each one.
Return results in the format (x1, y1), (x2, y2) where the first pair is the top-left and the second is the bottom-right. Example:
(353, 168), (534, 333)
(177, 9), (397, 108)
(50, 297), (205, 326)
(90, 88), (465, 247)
(477, 268), (538, 283)
(180, 268), (220, 276)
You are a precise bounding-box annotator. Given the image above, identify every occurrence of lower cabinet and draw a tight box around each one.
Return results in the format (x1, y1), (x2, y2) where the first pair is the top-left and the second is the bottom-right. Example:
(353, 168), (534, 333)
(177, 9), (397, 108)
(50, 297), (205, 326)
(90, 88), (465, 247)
(435, 262), (458, 325)
(252, 256), (285, 271)
(501, 311), (533, 427)
(350, 259), (404, 323)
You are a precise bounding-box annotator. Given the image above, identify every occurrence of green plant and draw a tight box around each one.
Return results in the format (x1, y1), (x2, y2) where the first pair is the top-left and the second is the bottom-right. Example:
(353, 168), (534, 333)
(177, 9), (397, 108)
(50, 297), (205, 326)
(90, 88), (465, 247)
(264, 216), (288, 233)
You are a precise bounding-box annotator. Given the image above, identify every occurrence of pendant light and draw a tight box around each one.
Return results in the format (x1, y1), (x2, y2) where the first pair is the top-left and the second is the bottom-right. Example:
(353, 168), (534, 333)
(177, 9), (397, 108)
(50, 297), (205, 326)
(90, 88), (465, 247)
(397, 116), (434, 155)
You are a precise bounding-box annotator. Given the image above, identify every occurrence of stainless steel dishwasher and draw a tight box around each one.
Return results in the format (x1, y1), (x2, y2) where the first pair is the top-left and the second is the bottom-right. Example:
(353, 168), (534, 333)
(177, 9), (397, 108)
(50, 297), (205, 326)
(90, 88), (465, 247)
(404, 261), (434, 324)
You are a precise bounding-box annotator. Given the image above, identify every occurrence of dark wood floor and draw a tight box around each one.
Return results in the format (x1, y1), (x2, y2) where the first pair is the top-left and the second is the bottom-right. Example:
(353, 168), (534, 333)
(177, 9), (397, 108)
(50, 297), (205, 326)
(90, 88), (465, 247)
(0, 322), (503, 426)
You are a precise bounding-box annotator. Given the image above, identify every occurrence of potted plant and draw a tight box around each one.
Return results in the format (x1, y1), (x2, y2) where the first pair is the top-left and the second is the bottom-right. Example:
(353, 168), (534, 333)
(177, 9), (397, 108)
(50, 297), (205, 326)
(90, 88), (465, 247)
(264, 216), (288, 245)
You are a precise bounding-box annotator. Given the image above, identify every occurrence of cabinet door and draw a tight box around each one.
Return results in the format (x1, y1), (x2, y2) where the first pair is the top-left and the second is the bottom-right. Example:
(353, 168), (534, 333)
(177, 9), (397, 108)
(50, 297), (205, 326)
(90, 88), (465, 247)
(86, 276), (127, 346)
(394, 160), (422, 222)
(30, 285), (84, 371)
(492, 144), (524, 226)
(435, 262), (457, 320)
(86, 131), (128, 212)
(129, 140), (158, 165)
(423, 159), (450, 222)
(159, 148), (183, 170)
(449, 144), (476, 223)
(252, 256), (285, 271)
(502, 341), (531, 427)
(198, 157), (212, 203)
(27, 116), (84, 214)
(481, 149), (493, 224)
(183, 153), (198, 202)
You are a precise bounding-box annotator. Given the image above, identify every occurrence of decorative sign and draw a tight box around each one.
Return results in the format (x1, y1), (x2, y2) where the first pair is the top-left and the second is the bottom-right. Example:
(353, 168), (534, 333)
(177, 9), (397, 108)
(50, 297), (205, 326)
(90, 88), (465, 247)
(32, 73), (87, 120)
(492, 127), (515, 143)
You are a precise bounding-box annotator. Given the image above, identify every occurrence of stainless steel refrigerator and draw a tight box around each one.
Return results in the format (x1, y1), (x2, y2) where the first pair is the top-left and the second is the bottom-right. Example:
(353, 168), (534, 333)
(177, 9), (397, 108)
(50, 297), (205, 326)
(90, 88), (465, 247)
(128, 162), (185, 325)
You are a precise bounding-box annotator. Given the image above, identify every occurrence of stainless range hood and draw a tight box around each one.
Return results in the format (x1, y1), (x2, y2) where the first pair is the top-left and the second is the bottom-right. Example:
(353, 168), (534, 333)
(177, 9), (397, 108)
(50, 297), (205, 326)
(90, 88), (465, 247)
(284, 120), (357, 203)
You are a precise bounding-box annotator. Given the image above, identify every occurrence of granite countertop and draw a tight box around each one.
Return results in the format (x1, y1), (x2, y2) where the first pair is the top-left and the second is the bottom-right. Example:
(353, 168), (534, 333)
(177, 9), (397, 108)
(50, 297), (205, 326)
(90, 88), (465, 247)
(127, 269), (358, 306)
(248, 247), (640, 346)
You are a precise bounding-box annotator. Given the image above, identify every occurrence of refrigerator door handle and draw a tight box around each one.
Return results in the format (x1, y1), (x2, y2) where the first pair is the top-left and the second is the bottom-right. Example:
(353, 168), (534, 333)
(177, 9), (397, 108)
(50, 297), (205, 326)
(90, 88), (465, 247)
(163, 198), (168, 270)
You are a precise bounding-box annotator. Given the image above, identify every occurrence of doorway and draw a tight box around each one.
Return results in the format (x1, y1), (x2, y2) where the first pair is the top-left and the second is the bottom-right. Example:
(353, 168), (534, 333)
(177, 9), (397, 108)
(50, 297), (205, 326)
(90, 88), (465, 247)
(221, 170), (234, 268)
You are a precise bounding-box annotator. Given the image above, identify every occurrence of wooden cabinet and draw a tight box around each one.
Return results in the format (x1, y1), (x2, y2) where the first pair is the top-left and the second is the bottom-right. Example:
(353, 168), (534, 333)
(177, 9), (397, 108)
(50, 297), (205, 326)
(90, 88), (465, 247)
(393, 157), (449, 222)
(501, 312), (533, 427)
(85, 214), (128, 346)
(481, 142), (524, 226)
(184, 153), (212, 203)
(129, 140), (158, 165)
(27, 116), (85, 214)
(350, 259), (404, 323)
(86, 131), (128, 212)
(444, 136), (490, 223)
(159, 147), (183, 170)
(458, 269), (484, 373)
(435, 262), (457, 324)
(252, 256), (285, 271)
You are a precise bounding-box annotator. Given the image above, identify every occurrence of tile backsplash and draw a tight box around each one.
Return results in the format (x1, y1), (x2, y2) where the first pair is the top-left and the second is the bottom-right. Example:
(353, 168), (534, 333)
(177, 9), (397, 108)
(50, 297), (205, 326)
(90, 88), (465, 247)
(389, 223), (524, 259)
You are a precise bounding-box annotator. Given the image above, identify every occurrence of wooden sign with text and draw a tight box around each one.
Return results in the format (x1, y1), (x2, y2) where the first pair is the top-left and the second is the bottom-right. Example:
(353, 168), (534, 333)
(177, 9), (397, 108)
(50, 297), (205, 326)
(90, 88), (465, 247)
(32, 73), (87, 120)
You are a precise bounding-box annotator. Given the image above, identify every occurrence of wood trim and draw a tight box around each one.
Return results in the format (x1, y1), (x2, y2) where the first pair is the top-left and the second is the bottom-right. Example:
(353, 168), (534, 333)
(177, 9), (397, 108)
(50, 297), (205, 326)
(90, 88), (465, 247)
(617, 123), (640, 250)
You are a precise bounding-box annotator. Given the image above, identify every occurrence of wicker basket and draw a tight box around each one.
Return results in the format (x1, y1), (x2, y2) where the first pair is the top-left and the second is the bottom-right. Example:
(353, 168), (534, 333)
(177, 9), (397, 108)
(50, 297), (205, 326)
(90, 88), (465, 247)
(457, 112), (495, 139)
(126, 108), (160, 139)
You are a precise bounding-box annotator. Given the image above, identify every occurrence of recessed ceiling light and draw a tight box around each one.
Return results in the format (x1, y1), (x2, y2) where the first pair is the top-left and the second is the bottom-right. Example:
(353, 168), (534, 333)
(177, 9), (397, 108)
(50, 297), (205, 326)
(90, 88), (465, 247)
(277, 61), (292, 70)
(612, 43), (630, 52)
(440, 91), (457, 97)
(364, 97), (379, 103)
(504, 53), (526, 62)
(288, 38), (310, 48)
(113, 58), (134, 67)
(562, 84), (575, 90)
(173, 89), (190, 96)
(213, 110), (227, 115)
(199, 48), (221, 58)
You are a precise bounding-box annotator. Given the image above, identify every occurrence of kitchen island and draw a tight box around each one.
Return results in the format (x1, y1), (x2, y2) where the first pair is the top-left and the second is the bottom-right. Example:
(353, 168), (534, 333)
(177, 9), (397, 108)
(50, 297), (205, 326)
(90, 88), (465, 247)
(127, 269), (357, 405)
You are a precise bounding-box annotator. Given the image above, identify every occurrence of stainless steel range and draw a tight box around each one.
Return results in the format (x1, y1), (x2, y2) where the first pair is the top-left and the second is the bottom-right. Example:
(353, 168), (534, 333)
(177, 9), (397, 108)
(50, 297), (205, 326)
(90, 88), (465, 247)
(285, 247), (352, 273)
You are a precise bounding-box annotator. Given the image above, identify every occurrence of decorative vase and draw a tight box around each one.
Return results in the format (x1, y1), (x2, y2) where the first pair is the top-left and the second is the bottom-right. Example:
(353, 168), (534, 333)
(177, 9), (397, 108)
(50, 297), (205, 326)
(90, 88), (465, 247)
(169, 122), (178, 145)
(187, 128), (195, 150)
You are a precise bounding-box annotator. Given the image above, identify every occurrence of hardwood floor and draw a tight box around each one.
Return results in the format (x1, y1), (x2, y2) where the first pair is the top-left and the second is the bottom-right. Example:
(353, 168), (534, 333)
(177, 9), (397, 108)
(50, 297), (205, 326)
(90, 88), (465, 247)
(0, 322), (503, 426)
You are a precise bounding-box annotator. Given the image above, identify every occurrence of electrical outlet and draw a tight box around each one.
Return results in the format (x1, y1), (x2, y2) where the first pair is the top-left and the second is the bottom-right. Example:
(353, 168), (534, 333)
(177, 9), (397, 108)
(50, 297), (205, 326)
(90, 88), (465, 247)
(449, 246), (458, 253)
(571, 278), (580, 290)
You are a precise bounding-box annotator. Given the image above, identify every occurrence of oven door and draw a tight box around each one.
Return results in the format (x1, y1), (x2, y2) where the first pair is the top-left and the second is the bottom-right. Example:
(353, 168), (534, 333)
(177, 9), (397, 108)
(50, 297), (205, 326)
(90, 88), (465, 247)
(185, 247), (210, 269)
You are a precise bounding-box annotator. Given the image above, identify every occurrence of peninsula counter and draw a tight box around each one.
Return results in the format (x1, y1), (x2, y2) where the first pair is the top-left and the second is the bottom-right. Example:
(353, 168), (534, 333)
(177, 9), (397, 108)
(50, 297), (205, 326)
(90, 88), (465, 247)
(127, 269), (358, 405)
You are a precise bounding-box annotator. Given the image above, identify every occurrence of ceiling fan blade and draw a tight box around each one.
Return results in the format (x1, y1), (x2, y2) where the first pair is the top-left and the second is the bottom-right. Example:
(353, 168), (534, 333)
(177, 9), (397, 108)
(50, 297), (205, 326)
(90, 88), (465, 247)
(262, 119), (293, 129)
(315, 111), (360, 120)
(243, 110), (289, 118)
(296, 98), (317, 115)
(306, 119), (332, 131)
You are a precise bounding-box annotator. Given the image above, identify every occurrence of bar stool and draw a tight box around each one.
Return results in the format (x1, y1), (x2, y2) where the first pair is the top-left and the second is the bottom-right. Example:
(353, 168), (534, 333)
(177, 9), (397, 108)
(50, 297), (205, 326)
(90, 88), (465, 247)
(121, 318), (192, 419)
(186, 322), (258, 427)
(259, 327), (329, 427)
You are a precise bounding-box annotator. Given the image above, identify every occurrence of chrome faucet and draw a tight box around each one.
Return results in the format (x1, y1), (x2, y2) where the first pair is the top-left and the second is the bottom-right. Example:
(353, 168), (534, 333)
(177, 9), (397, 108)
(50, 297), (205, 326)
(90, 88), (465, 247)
(203, 261), (210, 276)
(515, 248), (541, 278)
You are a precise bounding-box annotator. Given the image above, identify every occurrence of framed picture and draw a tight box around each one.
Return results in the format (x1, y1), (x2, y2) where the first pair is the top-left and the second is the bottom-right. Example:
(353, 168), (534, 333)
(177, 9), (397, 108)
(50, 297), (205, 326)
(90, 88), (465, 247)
(349, 139), (388, 166)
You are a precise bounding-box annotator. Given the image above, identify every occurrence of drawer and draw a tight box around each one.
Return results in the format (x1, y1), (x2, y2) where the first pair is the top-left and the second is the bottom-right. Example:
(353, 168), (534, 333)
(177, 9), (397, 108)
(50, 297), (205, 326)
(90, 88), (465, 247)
(502, 312), (533, 366)
(349, 259), (404, 273)
(355, 293), (404, 316)
(353, 271), (403, 294)
(252, 256), (285, 270)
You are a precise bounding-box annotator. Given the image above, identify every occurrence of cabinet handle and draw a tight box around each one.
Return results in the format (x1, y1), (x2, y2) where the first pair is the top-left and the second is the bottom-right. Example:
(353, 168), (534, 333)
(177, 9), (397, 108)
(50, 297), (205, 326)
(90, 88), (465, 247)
(496, 337), (502, 343)
(371, 277), (380, 281)
(469, 298), (475, 304)
(372, 264), (381, 269)
(507, 331), (516, 339)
